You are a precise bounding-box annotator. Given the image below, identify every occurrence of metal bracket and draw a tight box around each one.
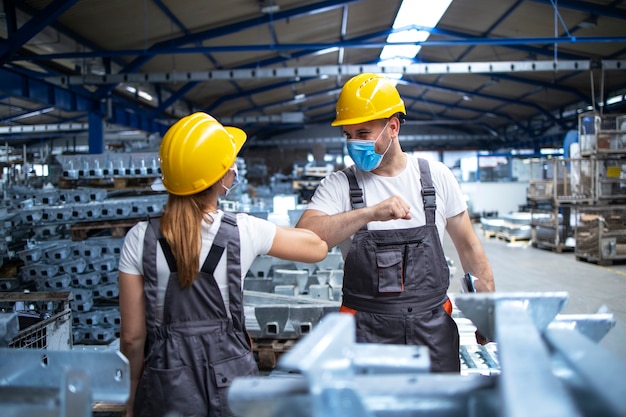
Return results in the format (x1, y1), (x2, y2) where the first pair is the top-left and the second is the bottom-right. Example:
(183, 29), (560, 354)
(0, 348), (129, 416)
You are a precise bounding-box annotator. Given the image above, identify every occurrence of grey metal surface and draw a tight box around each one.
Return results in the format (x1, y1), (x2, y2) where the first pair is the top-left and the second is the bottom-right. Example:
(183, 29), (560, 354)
(230, 293), (626, 417)
(0, 312), (19, 346)
(495, 299), (581, 417)
(0, 348), (129, 416)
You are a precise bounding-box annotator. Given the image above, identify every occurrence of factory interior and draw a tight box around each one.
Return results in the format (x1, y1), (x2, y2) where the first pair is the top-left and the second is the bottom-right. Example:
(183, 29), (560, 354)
(1, 0), (626, 416)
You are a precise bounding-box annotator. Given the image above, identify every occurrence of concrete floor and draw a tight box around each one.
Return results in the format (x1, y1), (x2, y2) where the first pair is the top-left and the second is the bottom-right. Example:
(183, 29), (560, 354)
(444, 225), (626, 364)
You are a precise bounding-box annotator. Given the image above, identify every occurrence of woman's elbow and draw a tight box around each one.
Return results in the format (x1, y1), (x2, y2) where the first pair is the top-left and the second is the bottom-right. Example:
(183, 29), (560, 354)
(296, 238), (328, 263)
(312, 241), (329, 262)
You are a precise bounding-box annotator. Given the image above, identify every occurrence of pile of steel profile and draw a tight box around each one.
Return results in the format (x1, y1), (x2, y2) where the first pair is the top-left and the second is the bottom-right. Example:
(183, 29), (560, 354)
(242, 253), (492, 376)
(1, 183), (167, 346)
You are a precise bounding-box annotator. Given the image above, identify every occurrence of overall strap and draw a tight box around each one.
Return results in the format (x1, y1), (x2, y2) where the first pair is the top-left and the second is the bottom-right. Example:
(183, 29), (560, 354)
(148, 217), (177, 273)
(218, 212), (246, 332)
(418, 158), (437, 225)
(342, 167), (365, 209)
(150, 217), (227, 276)
(143, 216), (163, 344)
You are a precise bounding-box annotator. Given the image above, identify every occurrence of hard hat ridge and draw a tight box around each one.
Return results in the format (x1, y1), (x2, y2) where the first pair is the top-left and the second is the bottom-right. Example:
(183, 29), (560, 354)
(332, 73), (406, 126)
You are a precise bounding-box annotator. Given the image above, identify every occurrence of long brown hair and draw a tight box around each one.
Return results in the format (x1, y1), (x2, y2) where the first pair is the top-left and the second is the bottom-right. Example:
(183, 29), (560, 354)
(160, 187), (215, 288)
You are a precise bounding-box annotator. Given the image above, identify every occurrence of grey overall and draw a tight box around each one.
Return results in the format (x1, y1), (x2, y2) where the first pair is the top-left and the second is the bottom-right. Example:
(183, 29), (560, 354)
(134, 213), (258, 417)
(341, 158), (460, 372)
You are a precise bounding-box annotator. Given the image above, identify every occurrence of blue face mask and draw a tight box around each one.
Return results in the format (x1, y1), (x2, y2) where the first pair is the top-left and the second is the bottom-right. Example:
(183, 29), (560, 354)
(346, 122), (391, 171)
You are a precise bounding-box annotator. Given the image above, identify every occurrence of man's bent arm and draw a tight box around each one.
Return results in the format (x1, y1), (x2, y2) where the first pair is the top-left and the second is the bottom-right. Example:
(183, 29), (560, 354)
(297, 195), (412, 249)
(296, 208), (373, 249)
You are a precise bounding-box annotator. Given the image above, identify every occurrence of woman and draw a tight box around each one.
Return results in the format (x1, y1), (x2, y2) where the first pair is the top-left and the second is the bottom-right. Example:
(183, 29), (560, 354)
(118, 112), (328, 417)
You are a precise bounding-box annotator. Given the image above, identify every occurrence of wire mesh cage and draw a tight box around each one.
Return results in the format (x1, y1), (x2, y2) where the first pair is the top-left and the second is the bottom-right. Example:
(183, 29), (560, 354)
(579, 112), (626, 154)
(1, 291), (73, 350)
(527, 158), (593, 203)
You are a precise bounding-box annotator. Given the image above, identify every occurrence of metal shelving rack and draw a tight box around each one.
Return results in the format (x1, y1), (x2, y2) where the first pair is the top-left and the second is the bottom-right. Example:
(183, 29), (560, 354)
(526, 157), (593, 252)
(573, 112), (626, 264)
(527, 113), (626, 257)
(575, 205), (626, 265)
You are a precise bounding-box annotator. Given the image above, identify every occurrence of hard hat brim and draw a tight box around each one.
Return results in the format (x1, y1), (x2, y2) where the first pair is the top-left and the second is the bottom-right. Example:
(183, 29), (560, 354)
(225, 126), (246, 155)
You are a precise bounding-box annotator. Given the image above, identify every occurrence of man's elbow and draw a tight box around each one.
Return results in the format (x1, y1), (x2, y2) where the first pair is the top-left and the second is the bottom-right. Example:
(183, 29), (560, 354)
(295, 215), (315, 231)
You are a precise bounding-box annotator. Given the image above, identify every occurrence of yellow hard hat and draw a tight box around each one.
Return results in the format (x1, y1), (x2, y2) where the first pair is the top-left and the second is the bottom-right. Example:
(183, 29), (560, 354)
(159, 112), (246, 196)
(332, 73), (406, 126)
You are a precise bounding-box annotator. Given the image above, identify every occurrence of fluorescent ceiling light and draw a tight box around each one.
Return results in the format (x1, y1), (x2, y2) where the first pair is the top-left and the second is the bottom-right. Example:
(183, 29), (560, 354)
(125, 85), (153, 102)
(378, 0), (453, 77)
(6, 107), (54, 122)
(606, 95), (623, 105)
(312, 47), (339, 57)
(138, 91), (153, 101)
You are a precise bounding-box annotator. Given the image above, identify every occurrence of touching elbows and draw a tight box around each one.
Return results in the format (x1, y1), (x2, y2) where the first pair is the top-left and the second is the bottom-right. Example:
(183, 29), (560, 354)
(269, 226), (329, 264)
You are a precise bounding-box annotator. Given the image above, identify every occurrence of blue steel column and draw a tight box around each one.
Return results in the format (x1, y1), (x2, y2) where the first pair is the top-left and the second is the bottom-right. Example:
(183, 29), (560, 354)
(88, 111), (104, 154)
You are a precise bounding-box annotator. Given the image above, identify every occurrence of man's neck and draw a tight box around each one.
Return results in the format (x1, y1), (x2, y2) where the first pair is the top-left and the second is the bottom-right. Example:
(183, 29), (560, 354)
(372, 152), (407, 177)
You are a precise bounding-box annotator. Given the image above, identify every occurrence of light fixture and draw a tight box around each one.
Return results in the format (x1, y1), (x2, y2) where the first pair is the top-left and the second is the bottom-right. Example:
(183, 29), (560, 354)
(261, 4), (280, 14)
(578, 15), (597, 29)
(6, 107), (55, 122)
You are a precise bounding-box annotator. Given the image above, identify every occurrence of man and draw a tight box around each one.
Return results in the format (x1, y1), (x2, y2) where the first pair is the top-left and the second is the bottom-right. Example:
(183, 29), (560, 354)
(296, 73), (495, 372)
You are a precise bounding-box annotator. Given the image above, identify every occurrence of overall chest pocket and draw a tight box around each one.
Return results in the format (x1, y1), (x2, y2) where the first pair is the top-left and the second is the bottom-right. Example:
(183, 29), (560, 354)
(375, 239), (422, 293)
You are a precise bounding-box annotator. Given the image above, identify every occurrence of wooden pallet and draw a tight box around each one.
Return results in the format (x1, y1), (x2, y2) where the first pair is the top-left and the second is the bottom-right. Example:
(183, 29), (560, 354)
(495, 232), (531, 243)
(482, 230), (497, 239)
(70, 218), (143, 241)
(93, 401), (125, 415)
(532, 240), (575, 253)
(575, 254), (615, 266)
(253, 338), (297, 370)
(58, 175), (159, 190)
(112, 176), (159, 190)
(58, 177), (113, 189)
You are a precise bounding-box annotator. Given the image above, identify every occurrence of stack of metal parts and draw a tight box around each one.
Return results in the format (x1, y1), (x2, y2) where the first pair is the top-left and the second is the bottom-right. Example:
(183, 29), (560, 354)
(15, 238), (124, 345)
(243, 252), (490, 375)
(2, 185), (167, 346)
(0, 346), (129, 416)
(230, 292), (625, 417)
(55, 152), (161, 180)
(246, 251), (345, 301)
(481, 212), (532, 241)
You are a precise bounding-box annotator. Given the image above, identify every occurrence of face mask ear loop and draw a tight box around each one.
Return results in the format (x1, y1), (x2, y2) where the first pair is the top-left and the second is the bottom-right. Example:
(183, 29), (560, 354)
(220, 181), (227, 194)
(380, 130), (393, 157)
(219, 176), (230, 194)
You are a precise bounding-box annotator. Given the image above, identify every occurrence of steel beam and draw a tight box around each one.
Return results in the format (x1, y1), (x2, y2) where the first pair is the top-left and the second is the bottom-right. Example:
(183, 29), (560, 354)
(45, 60), (626, 86)
(0, 123), (88, 134)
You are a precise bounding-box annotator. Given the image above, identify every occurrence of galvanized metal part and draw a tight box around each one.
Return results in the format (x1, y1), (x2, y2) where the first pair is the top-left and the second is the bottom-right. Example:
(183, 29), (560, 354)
(230, 293), (626, 417)
(0, 348), (129, 416)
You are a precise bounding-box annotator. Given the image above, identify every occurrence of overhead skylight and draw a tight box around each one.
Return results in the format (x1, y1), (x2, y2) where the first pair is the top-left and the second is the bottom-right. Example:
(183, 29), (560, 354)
(378, 0), (453, 79)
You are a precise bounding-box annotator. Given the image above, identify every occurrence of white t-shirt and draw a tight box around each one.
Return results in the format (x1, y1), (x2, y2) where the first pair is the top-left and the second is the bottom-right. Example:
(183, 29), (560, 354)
(307, 155), (467, 257)
(118, 211), (276, 323)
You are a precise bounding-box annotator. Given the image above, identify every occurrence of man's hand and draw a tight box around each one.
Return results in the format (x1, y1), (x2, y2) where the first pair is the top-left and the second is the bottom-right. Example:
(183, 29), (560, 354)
(475, 329), (490, 345)
(371, 195), (412, 221)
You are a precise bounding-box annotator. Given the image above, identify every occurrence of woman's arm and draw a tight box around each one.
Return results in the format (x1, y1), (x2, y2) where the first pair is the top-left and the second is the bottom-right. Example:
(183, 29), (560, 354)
(268, 226), (329, 263)
(119, 271), (147, 417)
